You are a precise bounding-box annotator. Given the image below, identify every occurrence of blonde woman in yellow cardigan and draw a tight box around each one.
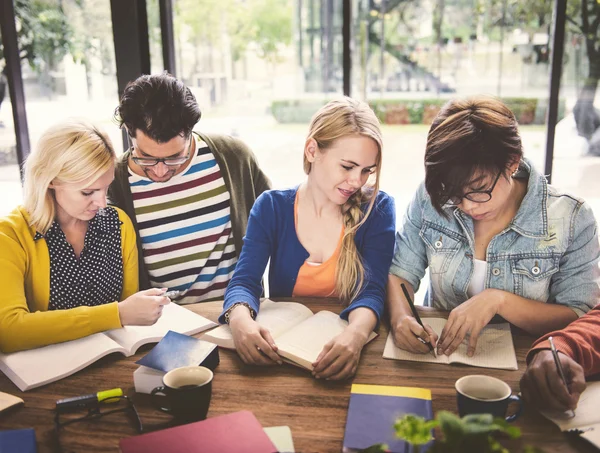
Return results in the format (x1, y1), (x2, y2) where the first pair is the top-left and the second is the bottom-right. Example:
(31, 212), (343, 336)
(0, 120), (170, 353)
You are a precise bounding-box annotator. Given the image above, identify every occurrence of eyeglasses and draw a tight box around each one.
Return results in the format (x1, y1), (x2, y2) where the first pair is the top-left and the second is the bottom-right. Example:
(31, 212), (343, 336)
(447, 170), (503, 205)
(54, 394), (143, 435)
(129, 136), (192, 167)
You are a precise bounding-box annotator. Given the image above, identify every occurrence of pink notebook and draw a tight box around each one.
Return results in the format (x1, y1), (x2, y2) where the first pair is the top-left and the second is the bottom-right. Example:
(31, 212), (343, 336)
(119, 410), (276, 453)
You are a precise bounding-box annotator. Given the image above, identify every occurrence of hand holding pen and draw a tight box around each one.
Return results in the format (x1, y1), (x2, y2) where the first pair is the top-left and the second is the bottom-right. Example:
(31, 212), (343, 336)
(398, 283), (437, 357)
(520, 337), (586, 414)
(549, 337), (577, 418)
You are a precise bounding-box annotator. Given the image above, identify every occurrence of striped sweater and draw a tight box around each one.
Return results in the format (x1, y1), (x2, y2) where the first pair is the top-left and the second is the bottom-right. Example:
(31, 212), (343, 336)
(129, 138), (237, 303)
(109, 132), (271, 293)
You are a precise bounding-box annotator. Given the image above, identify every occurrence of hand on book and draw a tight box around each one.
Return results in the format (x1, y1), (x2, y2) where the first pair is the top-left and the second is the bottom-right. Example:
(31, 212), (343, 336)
(437, 289), (501, 357)
(229, 307), (283, 366)
(520, 349), (586, 412)
(312, 326), (367, 380)
(390, 315), (438, 354)
(118, 288), (171, 326)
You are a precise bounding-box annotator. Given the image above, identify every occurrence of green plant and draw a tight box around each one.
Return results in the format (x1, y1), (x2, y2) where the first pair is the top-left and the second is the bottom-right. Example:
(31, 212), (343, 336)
(360, 411), (540, 453)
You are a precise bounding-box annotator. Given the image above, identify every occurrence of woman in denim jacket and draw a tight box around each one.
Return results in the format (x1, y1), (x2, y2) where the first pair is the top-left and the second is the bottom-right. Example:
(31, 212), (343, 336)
(388, 96), (600, 358)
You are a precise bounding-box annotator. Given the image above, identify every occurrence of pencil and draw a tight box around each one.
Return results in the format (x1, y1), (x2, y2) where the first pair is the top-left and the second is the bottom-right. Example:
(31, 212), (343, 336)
(401, 283), (436, 358)
(548, 336), (576, 418)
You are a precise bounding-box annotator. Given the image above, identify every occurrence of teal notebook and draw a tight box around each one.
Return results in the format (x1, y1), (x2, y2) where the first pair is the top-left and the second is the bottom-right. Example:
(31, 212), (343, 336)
(343, 384), (433, 453)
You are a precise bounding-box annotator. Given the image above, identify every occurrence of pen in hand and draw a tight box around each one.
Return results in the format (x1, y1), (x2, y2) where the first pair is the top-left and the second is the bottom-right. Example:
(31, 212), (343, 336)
(548, 336), (576, 418)
(401, 283), (436, 358)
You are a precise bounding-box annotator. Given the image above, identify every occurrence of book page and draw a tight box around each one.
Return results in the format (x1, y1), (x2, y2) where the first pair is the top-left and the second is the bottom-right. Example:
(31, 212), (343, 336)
(0, 333), (125, 391)
(275, 311), (354, 370)
(105, 302), (217, 355)
(382, 318), (450, 365)
(202, 300), (314, 349)
(0, 392), (23, 413)
(581, 425), (600, 449)
(448, 323), (518, 371)
(264, 426), (295, 453)
(541, 381), (600, 431)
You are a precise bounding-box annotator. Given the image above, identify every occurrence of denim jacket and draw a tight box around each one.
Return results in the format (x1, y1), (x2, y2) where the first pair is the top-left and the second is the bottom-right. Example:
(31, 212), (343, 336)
(390, 159), (600, 316)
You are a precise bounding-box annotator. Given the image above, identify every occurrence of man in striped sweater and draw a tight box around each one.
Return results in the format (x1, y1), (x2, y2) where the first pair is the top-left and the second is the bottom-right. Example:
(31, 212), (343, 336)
(520, 304), (600, 412)
(108, 73), (270, 304)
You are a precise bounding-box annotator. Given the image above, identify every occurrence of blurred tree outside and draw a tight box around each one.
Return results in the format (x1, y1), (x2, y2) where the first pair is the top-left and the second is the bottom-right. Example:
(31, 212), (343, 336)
(0, 0), (77, 99)
(174, 0), (292, 81)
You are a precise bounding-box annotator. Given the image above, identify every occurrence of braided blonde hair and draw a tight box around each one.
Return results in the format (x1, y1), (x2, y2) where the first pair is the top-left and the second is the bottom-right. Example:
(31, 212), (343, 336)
(303, 97), (383, 305)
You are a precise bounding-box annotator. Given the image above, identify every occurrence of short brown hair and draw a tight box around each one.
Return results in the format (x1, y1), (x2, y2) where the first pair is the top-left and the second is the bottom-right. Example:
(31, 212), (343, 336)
(425, 96), (523, 213)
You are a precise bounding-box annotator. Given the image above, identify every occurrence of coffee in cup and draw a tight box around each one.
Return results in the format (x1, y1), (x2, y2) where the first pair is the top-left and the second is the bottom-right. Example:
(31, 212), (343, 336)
(151, 366), (213, 423)
(455, 375), (522, 422)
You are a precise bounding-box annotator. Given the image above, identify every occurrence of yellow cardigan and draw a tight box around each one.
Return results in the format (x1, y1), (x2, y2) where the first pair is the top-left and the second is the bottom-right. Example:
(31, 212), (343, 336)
(0, 206), (139, 353)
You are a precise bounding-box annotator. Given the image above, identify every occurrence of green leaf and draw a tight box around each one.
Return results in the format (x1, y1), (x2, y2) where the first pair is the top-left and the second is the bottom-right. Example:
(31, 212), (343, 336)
(393, 414), (437, 446)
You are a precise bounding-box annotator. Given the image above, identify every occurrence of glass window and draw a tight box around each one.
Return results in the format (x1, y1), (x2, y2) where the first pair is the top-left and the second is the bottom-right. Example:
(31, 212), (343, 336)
(18, 0), (122, 154)
(0, 25), (23, 215)
(551, 0), (600, 222)
(173, 0), (341, 188)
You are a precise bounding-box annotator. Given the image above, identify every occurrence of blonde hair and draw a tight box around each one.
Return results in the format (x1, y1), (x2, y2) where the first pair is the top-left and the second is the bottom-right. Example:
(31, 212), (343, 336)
(304, 97), (383, 305)
(23, 119), (116, 234)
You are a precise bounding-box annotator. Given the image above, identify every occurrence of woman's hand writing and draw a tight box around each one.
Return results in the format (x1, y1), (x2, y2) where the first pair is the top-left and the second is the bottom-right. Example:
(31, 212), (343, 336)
(390, 314), (438, 353)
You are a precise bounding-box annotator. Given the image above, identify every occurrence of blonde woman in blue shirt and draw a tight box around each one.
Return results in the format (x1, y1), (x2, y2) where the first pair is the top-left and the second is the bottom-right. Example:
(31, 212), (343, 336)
(220, 98), (396, 380)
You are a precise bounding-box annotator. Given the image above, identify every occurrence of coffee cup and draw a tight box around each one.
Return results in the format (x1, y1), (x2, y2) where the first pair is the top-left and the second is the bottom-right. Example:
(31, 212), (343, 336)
(455, 375), (522, 422)
(150, 366), (213, 422)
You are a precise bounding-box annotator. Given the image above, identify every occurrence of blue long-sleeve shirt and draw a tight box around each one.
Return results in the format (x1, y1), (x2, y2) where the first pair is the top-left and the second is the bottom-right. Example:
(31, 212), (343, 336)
(219, 188), (396, 324)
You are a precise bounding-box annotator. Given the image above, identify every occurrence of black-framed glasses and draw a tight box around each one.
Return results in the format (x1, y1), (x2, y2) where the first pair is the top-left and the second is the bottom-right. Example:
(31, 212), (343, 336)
(54, 395), (143, 435)
(129, 136), (192, 167)
(448, 170), (503, 205)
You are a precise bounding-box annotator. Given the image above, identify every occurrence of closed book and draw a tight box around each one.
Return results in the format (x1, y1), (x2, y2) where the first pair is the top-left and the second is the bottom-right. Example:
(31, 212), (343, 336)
(343, 384), (433, 453)
(136, 331), (219, 373)
(133, 366), (166, 394)
(134, 332), (219, 394)
(119, 410), (276, 453)
(0, 428), (36, 453)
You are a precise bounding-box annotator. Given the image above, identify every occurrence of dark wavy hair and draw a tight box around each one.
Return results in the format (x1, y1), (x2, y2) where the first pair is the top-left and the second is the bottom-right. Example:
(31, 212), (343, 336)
(425, 96), (524, 214)
(114, 72), (201, 143)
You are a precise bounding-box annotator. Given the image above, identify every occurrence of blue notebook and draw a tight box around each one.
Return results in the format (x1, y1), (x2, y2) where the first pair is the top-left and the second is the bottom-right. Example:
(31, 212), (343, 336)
(0, 428), (36, 453)
(343, 384), (433, 453)
(136, 330), (219, 372)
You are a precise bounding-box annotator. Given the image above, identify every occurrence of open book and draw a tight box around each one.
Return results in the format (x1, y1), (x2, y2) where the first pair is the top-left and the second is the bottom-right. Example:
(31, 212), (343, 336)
(0, 303), (217, 391)
(541, 381), (600, 448)
(383, 318), (518, 370)
(202, 299), (376, 370)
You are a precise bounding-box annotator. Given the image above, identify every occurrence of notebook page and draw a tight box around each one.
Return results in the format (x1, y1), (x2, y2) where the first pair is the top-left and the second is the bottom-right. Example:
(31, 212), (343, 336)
(264, 426), (295, 453)
(581, 425), (600, 448)
(202, 300), (314, 349)
(382, 318), (450, 365)
(449, 323), (518, 370)
(541, 381), (600, 431)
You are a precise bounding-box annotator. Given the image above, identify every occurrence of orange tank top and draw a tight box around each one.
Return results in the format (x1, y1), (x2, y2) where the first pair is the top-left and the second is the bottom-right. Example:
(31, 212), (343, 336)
(292, 191), (344, 298)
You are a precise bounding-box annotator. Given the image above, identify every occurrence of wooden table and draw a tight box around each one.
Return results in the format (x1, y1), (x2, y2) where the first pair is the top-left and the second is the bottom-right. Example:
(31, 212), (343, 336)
(0, 298), (595, 453)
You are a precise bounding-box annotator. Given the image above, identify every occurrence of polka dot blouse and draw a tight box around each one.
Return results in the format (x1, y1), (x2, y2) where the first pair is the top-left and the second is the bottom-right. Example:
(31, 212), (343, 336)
(34, 207), (124, 310)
